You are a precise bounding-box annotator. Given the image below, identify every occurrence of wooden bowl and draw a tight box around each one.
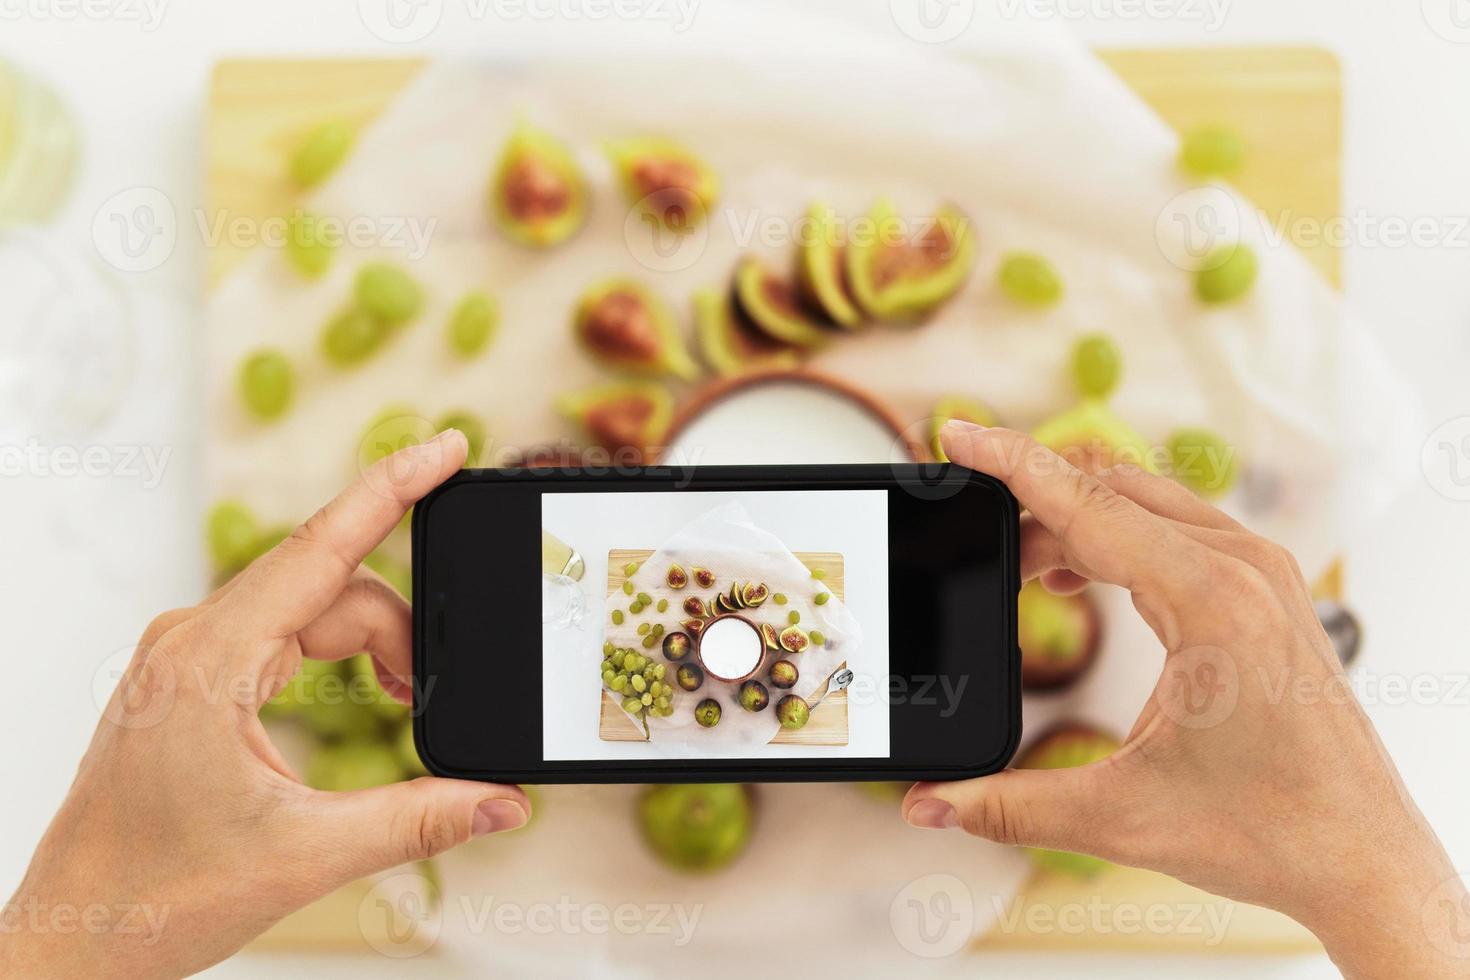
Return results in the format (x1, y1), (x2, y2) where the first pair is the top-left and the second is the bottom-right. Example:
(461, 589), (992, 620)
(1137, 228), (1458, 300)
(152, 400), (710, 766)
(695, 613), (768, 684)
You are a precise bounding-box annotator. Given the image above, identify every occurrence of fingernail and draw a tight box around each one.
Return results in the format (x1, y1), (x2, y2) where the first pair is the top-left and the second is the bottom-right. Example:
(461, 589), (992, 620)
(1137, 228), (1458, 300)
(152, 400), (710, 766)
(944, 419), (987, 434)
(906, 799), (960, 830)
(472, 798), (527, 836)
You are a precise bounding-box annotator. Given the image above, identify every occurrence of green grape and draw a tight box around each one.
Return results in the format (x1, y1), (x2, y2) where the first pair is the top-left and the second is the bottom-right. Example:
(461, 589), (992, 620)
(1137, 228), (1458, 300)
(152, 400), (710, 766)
(623, 697), (643, 715)
(358, 408), (434, 468)
(810, 630), (826, 647)
(611, 610), (624, 625)
(1195, 245), (1258, 304)
(623, 580), (635, 595)
(998, 252), (1064, 307)
(651, 623), (664, 637)
(355, 263), (423, 325)
(641, 692), (653, 706)
(656, 599), (668, 613)
(623, 562), (640, 576)
(641, 635), (657, 649)
(610, 675), (628, 693)
(637, 592), (652, 605)
(435, 410), (487, 466)
(637, 623), (651, 636)
(602, 669), (616, 686)
(238, 349), (294, 421)
(630, 601), (643, 614)
(1071, 333), (1122, 399)
(206, 499), (257, 570)
(284, 211), (337, 279)
(1166, 428), (1239, 498)
(447, 292), (498, 359)
(788, 610), (800, 625)
(811, 569), (827, 580)
(321, 307), (390, 366)
(814, 593), (829, 606)
(773, 593), (787, 606)
(622, 653), (638, 671)
(290, 120), (355, 189)
(603, 641), (615, 656)
(1179, 125), (1245, 178)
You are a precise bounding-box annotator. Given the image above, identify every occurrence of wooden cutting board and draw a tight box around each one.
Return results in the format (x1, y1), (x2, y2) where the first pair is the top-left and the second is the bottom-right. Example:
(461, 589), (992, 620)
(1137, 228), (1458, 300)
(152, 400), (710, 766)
(598, 548), (848, 745)
(223, 47), (1341, 956)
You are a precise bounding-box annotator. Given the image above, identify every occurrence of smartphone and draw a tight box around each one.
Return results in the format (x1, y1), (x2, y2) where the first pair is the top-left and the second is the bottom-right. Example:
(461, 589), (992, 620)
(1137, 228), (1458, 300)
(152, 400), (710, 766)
(412, 464), (1020, 784)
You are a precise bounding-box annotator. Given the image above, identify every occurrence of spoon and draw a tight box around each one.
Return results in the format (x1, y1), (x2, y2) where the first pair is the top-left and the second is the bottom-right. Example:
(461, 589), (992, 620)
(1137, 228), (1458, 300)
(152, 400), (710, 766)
(808, 667), (854, 713)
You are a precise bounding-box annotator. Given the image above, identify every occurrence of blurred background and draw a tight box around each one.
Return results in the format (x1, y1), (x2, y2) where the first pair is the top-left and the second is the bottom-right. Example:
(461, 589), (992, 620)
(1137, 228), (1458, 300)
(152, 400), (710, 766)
(3, 0), (1469, 976)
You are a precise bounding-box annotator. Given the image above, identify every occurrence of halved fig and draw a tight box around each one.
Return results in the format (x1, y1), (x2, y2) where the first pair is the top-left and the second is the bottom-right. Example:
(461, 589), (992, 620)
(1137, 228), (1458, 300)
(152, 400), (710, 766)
(797, 203), (863, 328)
(742, 582), (769, 607)
(489, 121), (586, 248)
(555, 381), (673, 464)
(760, 623), (782, 652)
(930, 395), (998, 462)
(733, 258), (832, 348)
(693, 288), (801, 377)
(682, 596), (707, 618)
(778, 626), (809, 654)
(715, 593), (736, 614)
(681, 618), (705, 636)
(1032, 399), (1157, 474)
(574, 279), (699, 381)
(606, 137), (719, 231)
(727, 583), (745, 610)
(693, 567), (716, 589)
(666, 563), (689, 590)
(845, 199), (976, 323)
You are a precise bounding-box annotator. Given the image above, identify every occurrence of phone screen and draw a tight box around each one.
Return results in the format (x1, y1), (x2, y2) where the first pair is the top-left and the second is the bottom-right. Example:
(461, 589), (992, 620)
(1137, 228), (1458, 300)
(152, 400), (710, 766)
(414, 465), (1018, 782)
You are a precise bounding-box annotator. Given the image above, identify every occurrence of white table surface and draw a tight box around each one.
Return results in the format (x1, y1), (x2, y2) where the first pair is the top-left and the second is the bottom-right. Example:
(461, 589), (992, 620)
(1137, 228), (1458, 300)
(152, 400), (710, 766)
(2, 1), (1468, 977)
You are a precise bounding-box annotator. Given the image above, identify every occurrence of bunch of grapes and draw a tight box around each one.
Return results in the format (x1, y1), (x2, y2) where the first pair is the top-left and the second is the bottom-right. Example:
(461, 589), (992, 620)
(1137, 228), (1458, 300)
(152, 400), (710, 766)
(602, 642), (675, 720)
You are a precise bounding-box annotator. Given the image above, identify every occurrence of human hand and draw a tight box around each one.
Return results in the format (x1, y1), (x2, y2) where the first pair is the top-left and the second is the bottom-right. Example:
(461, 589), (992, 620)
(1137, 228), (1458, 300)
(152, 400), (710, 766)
(0, 429), (529, 979)
(904, 422), (1467, 979)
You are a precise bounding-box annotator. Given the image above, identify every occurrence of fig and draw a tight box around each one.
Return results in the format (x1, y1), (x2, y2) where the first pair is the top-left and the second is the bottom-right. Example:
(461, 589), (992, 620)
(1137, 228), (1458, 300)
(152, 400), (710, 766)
(693, 567), (716, 589)
(682, 596), (707, 618)
(776, 694), (810, 730)
(732, 257), (832, 348)
(663, 631), (693, 662)
(637, 783), (751, 872)
(667, 563), (689, 589)
(797, 202), (864, 328)
(556, 381), (674, 464)
(606, 137), (719, 231)
(676, 663), (705, 692)
(1018, 580), (1101, 692)
(715, 593), (736, 614)
(769, 660), (799, 689)
(574, 279), (700, 381)
(845, 199), (976, 323)
(1017, 724), (1121, 878)
(694, 288), (801, 377)
(929, 395), (997, 462)
(694, 698), (722, 728)
(681, 618), (705, 636)
(727, 583), (745, 610)
(489, 121), (586, 248)
(778, 626), (809, 654)
(759, 623), (782, 652)
(1032, 400), (1157, 474)
(742, 582), (770, 607)
(737, 680), (769, 712)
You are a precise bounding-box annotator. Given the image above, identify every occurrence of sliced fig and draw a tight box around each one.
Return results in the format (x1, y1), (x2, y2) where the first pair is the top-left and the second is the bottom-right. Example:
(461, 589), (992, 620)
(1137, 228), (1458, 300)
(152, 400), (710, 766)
(574, 279), (699, 381)
(489, 121), (586, 248)
(930, 395), (998, 462)
(662, 631), (692, 662)
(682, 596), (706, 618)
(732, 257), (832, 348)
(797, 202), (863, 328)
(727, 583), (746, 610)
(666, 563), (689, 590)
(555, 381), (673, 464)
(693, 288), (800, 377)
(715, 593), (736, 614)
(693, 567), (716, 589)
(778, 626), (809, 654)
(742, 582), (769, 607)
(681, 618), (705, 636)
(759, 623), (782, 652)
(845, 199), (976, 323)
(606, 137), (719, 231)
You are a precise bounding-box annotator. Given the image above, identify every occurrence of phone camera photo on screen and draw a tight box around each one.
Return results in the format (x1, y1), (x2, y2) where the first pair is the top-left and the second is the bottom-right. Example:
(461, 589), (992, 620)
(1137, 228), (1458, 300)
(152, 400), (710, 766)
(412, 465), (1020, 784)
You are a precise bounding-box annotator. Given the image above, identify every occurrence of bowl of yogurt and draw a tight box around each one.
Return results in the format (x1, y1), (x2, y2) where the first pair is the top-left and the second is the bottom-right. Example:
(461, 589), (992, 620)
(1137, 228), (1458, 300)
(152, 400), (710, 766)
(696, 614), (766, 683)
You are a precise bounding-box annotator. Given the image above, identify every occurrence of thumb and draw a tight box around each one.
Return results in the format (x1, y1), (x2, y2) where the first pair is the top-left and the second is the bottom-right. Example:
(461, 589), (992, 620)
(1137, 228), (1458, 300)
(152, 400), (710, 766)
(306, 777), (530, 887)
(902, 764), (1120, 855)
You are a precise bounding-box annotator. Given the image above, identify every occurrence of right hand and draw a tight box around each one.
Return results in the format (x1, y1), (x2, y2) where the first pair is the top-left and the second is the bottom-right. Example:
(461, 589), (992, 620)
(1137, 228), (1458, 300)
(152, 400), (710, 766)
(904, 422), (1467, 979)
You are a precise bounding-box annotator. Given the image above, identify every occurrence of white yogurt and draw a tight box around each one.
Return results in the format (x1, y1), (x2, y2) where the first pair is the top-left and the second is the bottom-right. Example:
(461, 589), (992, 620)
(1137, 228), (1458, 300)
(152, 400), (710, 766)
(698, 617), (763, 681)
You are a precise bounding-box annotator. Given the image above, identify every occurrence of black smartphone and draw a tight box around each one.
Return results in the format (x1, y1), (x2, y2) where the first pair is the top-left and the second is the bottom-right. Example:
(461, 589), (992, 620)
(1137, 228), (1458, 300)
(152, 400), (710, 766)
(411, 464), (1020, 784)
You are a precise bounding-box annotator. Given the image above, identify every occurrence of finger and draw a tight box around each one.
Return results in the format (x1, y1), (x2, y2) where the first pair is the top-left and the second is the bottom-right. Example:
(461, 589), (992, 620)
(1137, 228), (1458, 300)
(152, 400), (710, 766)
(220, 430), (466, 641)
(1094, 464), (1243, 532)
(940, 423), (1205, 598)
(1019, 515), (1066, 582)
(303, 778), (530, 888)
(903, 763), (1122, 855)
(1039, 568), (1091, 595)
